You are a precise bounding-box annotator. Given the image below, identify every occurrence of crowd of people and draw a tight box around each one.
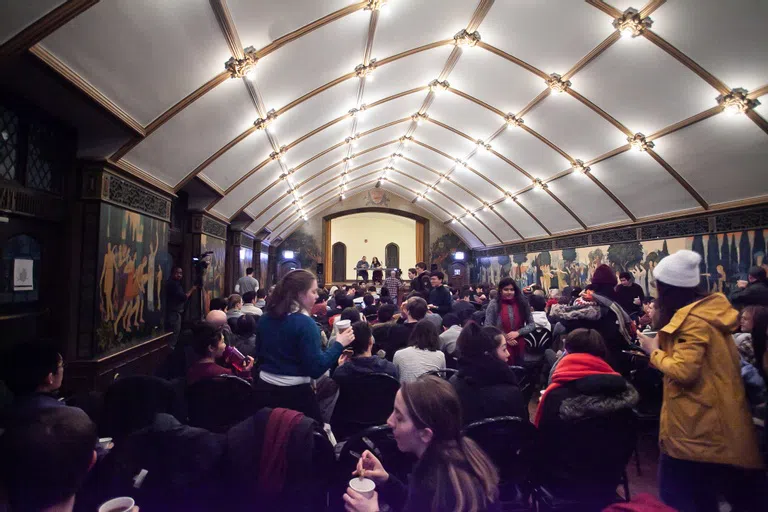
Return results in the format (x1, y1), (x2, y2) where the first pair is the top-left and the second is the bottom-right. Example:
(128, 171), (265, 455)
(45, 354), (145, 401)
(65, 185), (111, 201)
(1, 252), (767, 511)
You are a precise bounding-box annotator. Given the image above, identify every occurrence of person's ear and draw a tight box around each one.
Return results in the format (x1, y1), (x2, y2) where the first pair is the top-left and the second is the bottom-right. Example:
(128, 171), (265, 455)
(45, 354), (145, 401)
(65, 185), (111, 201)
(368, 336), (374, 348)
(418, 427), (434, 445)
(88, 450), (97, 471)
(46, 372), (55, 385)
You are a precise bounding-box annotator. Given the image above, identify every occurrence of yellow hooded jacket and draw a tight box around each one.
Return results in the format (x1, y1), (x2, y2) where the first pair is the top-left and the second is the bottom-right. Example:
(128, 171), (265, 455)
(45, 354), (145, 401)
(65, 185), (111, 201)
(651, 293), (763, 469)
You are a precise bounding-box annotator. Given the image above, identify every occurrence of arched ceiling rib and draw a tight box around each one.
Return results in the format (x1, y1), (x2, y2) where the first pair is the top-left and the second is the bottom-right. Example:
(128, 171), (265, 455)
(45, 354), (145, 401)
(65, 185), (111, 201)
(10, 0), (768, 248)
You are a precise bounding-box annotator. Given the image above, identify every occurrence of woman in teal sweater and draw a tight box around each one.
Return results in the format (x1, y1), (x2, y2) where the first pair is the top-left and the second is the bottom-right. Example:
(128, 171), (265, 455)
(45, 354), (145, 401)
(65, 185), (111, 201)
(256, 269), (354, 421)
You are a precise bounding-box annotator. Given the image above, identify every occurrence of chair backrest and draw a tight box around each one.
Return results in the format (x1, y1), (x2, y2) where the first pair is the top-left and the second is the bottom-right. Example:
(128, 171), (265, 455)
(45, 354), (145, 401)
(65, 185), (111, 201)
(331, 372), (399, 440)
(463, 416), (536, 484)
(524, 327), (553, 354)
(425, 368), (459, 380)
(187, 375), (257, 433)
(103, 375), (184, 440)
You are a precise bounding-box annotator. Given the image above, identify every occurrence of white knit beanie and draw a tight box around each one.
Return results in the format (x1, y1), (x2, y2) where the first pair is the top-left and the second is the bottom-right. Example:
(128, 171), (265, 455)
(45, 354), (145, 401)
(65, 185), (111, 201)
(653, 249), (701, 288)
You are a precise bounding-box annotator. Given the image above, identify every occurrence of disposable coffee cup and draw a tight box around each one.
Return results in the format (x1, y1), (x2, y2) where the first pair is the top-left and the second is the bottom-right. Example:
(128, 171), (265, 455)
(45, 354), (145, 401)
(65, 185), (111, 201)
(98, 437), (113, 451)
(349, 477), (376, 499)
(98, 496), (135, 512)
(336, 319), (352, 332)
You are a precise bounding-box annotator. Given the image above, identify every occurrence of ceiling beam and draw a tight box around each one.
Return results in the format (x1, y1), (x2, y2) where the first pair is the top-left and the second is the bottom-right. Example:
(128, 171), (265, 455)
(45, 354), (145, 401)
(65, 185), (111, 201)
(1, 0), (99, 59)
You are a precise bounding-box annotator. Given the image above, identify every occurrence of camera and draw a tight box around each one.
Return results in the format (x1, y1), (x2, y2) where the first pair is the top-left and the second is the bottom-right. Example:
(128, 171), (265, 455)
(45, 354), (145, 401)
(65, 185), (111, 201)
(192, 251), (213, 287)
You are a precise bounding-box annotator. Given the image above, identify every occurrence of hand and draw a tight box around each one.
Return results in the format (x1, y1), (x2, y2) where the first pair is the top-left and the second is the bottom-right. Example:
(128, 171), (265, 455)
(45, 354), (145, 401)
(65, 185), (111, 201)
(737, 280), (748, 289)
(343, 489), (379, 512)
(338, 350), (352, 366)
(428, 304), (436, 309)
(637, 332), (659, 355)
(633, 297), (641, 305)
(243, 356), (255, 372)
(354, 450), (389, 484)
(337, 327), (356, 347)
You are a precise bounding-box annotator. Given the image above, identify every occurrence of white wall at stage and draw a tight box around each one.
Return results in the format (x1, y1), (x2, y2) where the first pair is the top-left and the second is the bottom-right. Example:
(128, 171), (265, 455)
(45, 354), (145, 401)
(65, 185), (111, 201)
(331, 212), (416, 281)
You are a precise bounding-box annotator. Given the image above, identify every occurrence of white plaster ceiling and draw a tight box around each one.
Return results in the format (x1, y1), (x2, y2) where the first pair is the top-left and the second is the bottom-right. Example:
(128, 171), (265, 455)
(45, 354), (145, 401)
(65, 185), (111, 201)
(21, 0), (768, 248)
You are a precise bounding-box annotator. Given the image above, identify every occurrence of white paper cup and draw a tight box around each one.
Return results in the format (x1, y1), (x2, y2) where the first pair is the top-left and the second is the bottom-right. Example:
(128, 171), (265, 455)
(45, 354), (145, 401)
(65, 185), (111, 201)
(349, 477), (376, 499)
(336, 319), (352, 332)
(98, 496), (135, 512)
(98, 437), (113, 450)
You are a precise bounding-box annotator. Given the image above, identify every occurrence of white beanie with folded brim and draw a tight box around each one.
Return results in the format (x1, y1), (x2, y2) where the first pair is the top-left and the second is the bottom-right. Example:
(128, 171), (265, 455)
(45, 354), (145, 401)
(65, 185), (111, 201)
(653, 249), (701, 288)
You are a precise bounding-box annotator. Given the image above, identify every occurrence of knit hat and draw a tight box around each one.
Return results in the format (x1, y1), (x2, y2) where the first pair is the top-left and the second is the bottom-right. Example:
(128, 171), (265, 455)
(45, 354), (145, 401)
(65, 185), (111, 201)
(591, 264), (617, 287)
(653, 250), (701, 288)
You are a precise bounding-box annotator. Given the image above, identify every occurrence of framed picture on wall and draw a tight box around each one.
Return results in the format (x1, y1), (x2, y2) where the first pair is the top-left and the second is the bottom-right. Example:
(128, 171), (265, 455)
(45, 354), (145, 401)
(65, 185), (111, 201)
(13, 258), (34, 291)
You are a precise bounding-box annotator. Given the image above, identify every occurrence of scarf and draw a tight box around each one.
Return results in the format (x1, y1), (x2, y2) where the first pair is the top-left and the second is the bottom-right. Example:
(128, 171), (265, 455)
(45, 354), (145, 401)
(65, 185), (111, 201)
(258, 408), (305, 493)
(534, 353), (619, 426)
(500, 298), (524, 364)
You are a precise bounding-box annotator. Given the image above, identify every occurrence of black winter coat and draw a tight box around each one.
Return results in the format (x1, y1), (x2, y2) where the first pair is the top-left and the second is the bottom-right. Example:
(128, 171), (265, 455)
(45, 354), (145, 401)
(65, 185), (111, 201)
(451, 356), (527, 425)
(730, 280), (768, 308)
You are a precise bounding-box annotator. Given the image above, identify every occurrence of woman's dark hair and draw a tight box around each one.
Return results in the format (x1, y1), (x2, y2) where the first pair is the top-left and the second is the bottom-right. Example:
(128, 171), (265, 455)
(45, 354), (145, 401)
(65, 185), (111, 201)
(456, 322), (503, 360)
(191, 321), (224, 357)
(564, 328), (608, 360)
(1, 340), (61, 396)
(340, 307), (361, 324)
(409, 319), (440, 351)
(266, 269), (317, 317)
(655, 280), (709, 329)
(236, 314), (257, 337)
(496, 277), (532, 319)
(380, 287), (391, 297)
(349, 321), (373, 355)
(209, 297), (227, 312)
(401, 376), (499, 511)
(378, 303), (396, 322)
(745, 305), (768, 380)
(371, 257), (381, 266)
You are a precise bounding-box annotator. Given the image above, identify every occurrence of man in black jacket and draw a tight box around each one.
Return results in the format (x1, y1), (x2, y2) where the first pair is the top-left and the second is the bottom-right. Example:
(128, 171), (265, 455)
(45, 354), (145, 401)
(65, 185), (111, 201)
(730, 266), (768, 308)
(408, 262), (431, 299)
(428, 271), (453, 317)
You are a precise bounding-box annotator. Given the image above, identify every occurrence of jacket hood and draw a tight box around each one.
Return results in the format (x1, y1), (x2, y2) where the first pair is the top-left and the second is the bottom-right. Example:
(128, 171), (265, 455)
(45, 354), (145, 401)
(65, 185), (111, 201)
(662, 293), (738, 335)
(559, 375), (639, 421)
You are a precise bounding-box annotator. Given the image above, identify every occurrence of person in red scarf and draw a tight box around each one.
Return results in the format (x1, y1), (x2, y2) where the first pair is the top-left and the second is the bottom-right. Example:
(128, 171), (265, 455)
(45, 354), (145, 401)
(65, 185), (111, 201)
(484, 277), (535, 365)
(533, 328), (638, 508)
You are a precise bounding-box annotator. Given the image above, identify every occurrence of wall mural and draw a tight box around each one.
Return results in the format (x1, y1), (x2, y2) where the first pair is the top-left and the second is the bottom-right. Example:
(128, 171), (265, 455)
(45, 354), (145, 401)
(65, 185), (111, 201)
(431, 233), (470, 274)
(200, 234), (226, 314)
(472, 229), (768, 298)
(280, 228), (321, 274)
(96, 204), (170, 354)
(365, 188), (390, 207)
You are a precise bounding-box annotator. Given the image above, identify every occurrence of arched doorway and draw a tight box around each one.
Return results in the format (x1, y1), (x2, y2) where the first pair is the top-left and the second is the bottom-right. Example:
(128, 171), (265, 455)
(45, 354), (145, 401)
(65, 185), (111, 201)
(385, 243), (399, 269)
(277, 259), (300, 281)
(332, 242), (346, 282)
(449, 261), (469, 289)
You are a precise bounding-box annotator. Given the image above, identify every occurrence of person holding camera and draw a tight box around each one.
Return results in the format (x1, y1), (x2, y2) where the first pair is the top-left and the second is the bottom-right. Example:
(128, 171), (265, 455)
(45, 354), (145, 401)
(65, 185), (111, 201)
(165, 267), (197, 346)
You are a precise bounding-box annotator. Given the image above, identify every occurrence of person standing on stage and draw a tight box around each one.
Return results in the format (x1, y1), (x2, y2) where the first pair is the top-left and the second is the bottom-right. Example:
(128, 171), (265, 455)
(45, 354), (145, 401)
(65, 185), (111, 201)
(356, 256), (370, 282)
(165, 267), (197, 347)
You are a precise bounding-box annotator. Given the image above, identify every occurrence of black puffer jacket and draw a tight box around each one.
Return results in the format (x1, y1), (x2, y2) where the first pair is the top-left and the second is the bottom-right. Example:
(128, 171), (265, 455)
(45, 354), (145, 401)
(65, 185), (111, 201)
(730, 280), (768, 308)
(534, 375), (638, 501)
(451, 356), (527, 425)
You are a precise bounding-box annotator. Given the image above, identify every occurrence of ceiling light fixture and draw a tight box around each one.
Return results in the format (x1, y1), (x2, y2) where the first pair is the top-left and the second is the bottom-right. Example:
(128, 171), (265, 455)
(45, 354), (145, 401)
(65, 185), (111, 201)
(225, 46), (258, 79)
(345, 134), (360, 146)
(412, 112), (428, 124)
(254, 109), (277, 130)
(572, 159), (591, 175)
(355, 59), (377, 80)
(613, 7), (652, 38)
(483, 203), (490, 211)
(532, 178), (546, 190)
(454, 29), (481, 48)
(270, 147), (287, 161)
(505, 114), (524, 128)
(392, 153), (403, 159)
(364, 0), (387, 11)
(546, 73), (571, 94)
(717, 88), (760, 115)
(348, 105), (366, 118)
(628, 133), (654, 152)
(476, 140), (492, 151)
(341, 194), (346, 200)
(400, 135), (412, 145)
(428, 79), (450, 94)
(451, 217), (457, 224)
(505, 194), (514, 203)
(455, 159), (468, 168)
(344, 155), (355, 164)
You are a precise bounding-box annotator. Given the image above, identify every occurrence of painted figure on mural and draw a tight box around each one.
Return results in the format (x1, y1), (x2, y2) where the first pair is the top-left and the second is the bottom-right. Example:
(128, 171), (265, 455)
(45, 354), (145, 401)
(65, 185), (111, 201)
(147, 231), (158, 311)
(99, 243), (117, 321)
(155, 265), (163, 310)
(114, 251), (137, 334)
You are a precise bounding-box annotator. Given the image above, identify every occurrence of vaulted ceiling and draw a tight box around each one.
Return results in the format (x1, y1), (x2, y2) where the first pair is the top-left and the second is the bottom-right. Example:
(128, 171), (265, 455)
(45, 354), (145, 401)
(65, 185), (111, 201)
(3, 0), (768, 248)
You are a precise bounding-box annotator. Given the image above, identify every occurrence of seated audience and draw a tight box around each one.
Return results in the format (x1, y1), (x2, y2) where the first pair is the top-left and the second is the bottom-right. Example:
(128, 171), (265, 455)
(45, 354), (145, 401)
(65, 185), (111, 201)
(615, 271), (645, 317)
(254, 288), (267, 309)
(331, 307), (365, 342)
(427, 271), (452, 317)
(438, 312), (462, 356)
(377, 297), (428, 361)
(329, 291), (354, 326)
(471, 284), (488, 304)
(379, 286), (395, 305)
(256, 269), (354, 421)
(206, 309), (236, 346)
(452, 288), (476, 318)
(735, 305), (768, 374)
(484, 278), (536, 365)
(187, 322), (254, 384)
(0, 340), (67, 422)
(367, 285), (380, 301)
(226, 294), (243, 320)
(240, 290), (263, 316)
(393, 320), (446, 383)
(234, 314), (258, 358)
(528, 293), (552, 331)
(0, 407), (99, 512)
(311, 290), (329, 317)
(371, 303), (397, 341)
(534, 329), (639, 506)
(730, 265), (768, 308)
(451, 323), (527, 425)
(362, 293), (379, 317)
(332, 321), (399, 383)
(344, 376), (499, 512)
(545, 288), (560, 313)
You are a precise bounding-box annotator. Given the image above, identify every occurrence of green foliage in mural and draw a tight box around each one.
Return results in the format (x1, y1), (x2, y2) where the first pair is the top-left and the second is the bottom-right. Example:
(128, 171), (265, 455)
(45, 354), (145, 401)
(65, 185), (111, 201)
(538, 251), (551, 265)
(562, 248), (578, 263)
(282, 228), (321, 273)
(588, 248), (604, 265)
(607, 242), (643, 272)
